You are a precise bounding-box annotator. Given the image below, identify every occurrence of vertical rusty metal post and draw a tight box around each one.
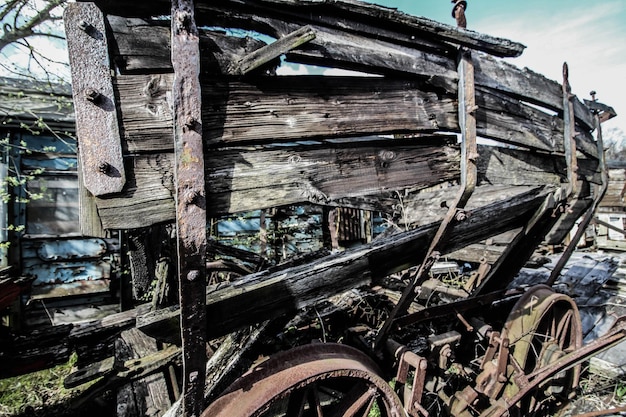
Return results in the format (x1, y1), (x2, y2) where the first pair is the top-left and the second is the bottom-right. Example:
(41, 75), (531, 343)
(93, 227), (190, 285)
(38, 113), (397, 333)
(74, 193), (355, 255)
(375, 48), (477, 348)
(171, 0), (207, 416)
(562, 63), (579, 197)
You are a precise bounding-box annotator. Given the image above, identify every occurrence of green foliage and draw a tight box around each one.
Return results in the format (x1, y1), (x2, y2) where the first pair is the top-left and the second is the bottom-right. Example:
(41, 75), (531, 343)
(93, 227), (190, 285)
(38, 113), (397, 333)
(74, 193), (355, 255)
(0, 132), (51, 248)
(615, 380), (626, 401)
(0, 353), (92, 416)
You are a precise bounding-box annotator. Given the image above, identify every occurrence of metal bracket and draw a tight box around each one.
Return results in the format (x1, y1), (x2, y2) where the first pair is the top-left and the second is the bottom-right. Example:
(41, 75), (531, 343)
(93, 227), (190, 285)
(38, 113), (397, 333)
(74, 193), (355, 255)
(64, 3), (126, 196)
(562, 62), (579, 197)
(388, 339), (429, 417)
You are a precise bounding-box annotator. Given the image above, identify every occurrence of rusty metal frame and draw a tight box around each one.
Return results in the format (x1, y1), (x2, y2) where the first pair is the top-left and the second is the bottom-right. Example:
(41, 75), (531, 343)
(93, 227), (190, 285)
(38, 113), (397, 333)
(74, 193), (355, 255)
(375, 46), (478, 348)
(481, 318), (626, 417)
(64, 3), (126, 196)
(547, 92), (609, 285)
(171, 0), (208, 416)
(387, 339), (429, 417)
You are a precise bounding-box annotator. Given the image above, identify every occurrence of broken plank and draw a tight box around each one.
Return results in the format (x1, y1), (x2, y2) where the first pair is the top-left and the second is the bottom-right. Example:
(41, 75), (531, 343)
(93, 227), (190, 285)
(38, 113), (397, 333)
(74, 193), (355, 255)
(94, 137), (461, 229)
(230, 25), (316, 75)
(137, 186), (555, 340)
(116, 328), (172, 417)
(89, 0), (525, 58)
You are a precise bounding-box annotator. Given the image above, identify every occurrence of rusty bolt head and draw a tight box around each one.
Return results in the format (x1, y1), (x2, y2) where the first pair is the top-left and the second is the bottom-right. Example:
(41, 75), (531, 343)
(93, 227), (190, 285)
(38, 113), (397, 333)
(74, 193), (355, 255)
(98, 162), (111, 175)
(185, 116), (196, 128)
(85, 88), (101, 103)
(78, 20), (90, 31)
(187, 270), (200, 282)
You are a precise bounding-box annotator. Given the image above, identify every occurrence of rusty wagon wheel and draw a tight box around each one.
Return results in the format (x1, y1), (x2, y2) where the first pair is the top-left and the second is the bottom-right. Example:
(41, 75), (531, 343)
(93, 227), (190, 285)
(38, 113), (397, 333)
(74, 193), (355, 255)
(202, 343), (405, 417)
(501, 285), (583, 416)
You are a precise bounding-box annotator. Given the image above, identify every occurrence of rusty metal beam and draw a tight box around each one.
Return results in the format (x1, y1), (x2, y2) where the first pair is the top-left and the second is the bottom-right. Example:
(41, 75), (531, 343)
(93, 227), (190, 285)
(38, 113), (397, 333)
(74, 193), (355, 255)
(374, 47), (477, 348)
(171, 0), (208, 416)
(548, 95), (608, 285)
(64, 3), (126, 196)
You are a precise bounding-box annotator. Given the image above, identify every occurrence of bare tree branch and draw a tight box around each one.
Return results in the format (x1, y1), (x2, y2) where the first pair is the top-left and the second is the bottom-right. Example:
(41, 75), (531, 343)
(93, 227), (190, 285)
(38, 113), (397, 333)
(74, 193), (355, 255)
(0, 0), (66, 54)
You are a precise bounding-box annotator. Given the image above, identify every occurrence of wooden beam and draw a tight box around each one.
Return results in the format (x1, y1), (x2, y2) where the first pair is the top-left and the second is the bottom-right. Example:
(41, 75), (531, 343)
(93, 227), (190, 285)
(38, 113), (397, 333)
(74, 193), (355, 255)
(137, 186), (554, 341)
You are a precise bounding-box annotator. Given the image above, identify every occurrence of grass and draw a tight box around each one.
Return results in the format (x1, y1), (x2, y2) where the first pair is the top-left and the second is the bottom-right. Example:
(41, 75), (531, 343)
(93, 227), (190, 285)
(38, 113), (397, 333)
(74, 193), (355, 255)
(0, 353), (92, 416)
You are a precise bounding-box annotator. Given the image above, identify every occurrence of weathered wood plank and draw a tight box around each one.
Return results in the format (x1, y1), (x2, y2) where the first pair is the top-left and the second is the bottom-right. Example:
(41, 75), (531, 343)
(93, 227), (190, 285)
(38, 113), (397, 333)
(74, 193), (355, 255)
(107, 15), (269, 74)
(95, 137), (461, 228)
(478, 146), (601, 186)
(116, 328), (172, 417)
(115, 73), (592, 157)
(93, 138), (603, 230)
(206, 139), (460, 213)
(114, 74), (458, 150)
(137, 186), (554, 340)
(474, 54), (595, 133)
(89, 0), (525, 57)
(96, 154), (176, 229)
(399, 185), (543, 229)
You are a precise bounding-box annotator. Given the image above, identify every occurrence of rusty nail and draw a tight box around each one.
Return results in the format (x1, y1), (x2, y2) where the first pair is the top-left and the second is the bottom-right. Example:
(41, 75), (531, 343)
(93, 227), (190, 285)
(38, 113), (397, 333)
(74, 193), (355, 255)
(85, 88), (101, 103)
(78, 20), (90, 31)
(98, 162), (111, 174)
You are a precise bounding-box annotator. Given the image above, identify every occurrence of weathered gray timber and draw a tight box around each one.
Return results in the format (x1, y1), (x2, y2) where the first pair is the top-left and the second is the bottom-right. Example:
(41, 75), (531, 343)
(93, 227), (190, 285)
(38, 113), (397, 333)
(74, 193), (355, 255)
(60, 1), (621, 415)
(116, 329), (173, 417)
(0, 304), (151, 378)
(137, 186), (554, 340)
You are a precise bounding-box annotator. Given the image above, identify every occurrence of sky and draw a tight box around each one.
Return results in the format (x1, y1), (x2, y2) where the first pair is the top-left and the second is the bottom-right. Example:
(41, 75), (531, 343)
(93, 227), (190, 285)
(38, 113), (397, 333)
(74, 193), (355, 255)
(369, 0), (626, 139)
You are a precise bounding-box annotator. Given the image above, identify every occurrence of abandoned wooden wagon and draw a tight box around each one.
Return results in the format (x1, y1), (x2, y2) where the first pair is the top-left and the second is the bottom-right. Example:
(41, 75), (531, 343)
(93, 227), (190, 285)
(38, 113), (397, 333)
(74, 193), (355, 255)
(4, 0), (626, 416)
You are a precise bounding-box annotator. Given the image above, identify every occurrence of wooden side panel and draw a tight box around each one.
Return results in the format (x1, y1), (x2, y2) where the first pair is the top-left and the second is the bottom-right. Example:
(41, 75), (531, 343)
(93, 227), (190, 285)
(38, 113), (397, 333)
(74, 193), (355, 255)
(114, 73), (590, 155)
(95, 138), (460, 229)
